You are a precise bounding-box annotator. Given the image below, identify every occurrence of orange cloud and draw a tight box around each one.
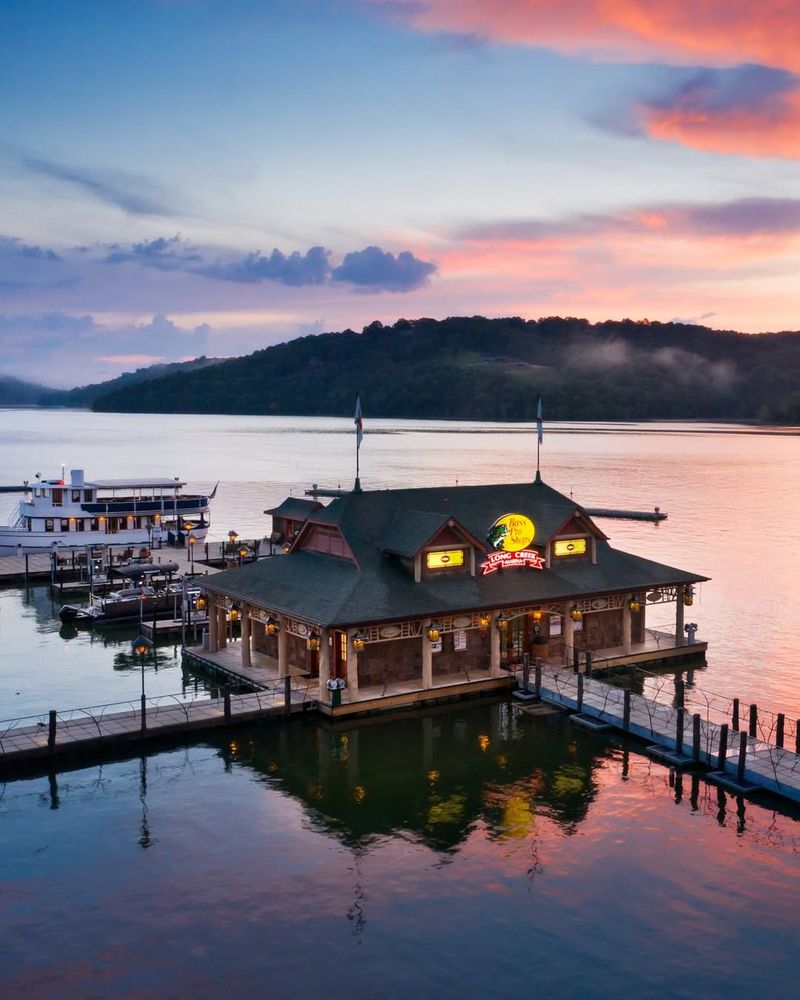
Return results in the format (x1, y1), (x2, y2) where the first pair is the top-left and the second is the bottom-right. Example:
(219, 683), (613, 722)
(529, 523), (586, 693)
(372, 1), (800, 72)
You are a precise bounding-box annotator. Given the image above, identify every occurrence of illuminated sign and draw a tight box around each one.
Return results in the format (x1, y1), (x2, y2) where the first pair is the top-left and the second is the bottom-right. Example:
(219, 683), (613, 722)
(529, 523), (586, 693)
(553, 538), (588, 558)
(480, 549), (545, 575)
(426, 549), (465, 570)
(487, 513), (535, 552)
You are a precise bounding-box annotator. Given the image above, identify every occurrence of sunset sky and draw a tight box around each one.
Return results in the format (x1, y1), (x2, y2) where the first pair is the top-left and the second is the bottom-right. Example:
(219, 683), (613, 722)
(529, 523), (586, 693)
(2, 0), (799, 386)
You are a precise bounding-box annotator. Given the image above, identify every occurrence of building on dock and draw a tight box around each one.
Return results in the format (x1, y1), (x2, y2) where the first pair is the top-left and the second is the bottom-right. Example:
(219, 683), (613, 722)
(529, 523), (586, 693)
(192, 478), (708, 715)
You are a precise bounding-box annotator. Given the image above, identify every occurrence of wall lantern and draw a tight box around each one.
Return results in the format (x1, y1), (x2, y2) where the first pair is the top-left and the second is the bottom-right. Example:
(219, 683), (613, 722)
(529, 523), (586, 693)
(427, 622), (442, 643)
(531, 610), (543, 622)
(265, 615), (279, 636)
(229, 606), (239, 622)
(570, 606), (583, 622)
(195, 594), (207, 612)
(352, 629), (367, 652)
(496, 612), (510, 632)
(479, 612), (492, 630)
(683, 587), (694, 607)
(627, 597), (641, 613)
(307, 630), (320, 652)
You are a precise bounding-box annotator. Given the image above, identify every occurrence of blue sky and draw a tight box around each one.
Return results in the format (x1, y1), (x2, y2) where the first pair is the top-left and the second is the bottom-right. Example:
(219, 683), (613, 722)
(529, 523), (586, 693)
(1, 0), (799, 386)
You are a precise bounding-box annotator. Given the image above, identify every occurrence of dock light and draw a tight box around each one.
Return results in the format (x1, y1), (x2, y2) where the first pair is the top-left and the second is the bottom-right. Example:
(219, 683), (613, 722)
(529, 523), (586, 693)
(183, 521), (193, 532)
(427, 622), (442, 642)
(352, 629), (367, 652)
(131, 634), (153, 732)
(132, 634), (152, 657)
(307, 630), (320, 652)
(532, 610), (543, 622)
(228, 529), (238, 543)
(187, 531), (196, 573)
(479, 612), (491, 630)
(627, 597), (641, 613)
(570, 606), (583, 622)
(496, 612), (510, 632)
(265, 615), (279, 636)
(683, 587), (694, 607)
(195, 594), (207, 612)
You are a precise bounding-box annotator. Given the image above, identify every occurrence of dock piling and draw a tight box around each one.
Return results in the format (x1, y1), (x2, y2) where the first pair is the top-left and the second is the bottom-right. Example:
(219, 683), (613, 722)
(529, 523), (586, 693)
(676, 707), (685, 754)
(284, 676), (292, 715)
(534, 657), (542, 698)
(732, 698), (740, 731)
(585, 651), (593, 678)
(572, 647), (580, 674)
(777, 713), (785, 749)
(737, 731), (748, 783)
(749, 704), (758, 738)
(692, 713), (701, 762)
(675, 678), (685, 709)
(577, 673), (584, 712)
(623, 690), (631, 732)
(718, 723), (729, 771)
(224, 687), (231, 721)
(47, 709), (57, 751)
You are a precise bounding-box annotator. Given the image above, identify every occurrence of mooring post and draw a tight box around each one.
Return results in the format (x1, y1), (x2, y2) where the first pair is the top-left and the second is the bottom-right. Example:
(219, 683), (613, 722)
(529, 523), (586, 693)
(623, 689), (631, 732)
(522, 652), (530, 693)
(737, 731), (748, 782)
(796, 721), (800, 756)
(732, 697), (740, 731)
(718, 723), (729, 771)
(692, 713), (701, 763)
(577, 672), (584, 712)
(224, 686), (231, 721)
(749, 704), (758, 738)
(284, 675), (292, 715)
(676, 707), (685, 754)
(24, 552), (29, 586)
(585, 650), (593, 678)
(675, 678), (685, 709)
(572, 647), (580, 674)
(777, 713), (785, 750)
(47, 709), (57, 751)
(534, 657), (542, 698)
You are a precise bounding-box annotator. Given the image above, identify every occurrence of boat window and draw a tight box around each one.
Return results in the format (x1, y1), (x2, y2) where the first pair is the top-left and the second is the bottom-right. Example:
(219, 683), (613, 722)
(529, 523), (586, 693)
(84, 490), (93, 502)
(90, 517), (99, 531)
(72, 490), (81, 502)
(76, 518), (84, 531)
(45, 519), (54, 532)
(52, 488), (63, 506)
(60, 519), (69, 532)
(34, 487), (41, 498)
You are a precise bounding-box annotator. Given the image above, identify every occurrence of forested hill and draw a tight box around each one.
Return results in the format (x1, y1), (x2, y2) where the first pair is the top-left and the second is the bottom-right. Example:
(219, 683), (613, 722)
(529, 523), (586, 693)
(91, 316), (800, 422)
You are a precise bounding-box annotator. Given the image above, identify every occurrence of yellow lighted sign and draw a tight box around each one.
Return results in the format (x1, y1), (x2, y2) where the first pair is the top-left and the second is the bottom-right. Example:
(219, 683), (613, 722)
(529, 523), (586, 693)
(553, 538), (588, 558)
(427, 549), (465, 570)
(488, 513), (535, 552)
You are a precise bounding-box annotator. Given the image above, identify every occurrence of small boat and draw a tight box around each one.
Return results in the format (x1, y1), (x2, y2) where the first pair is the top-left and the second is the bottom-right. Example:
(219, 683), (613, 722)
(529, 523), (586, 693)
(0, 469), (215, 551)
(60, 581), (201, 627)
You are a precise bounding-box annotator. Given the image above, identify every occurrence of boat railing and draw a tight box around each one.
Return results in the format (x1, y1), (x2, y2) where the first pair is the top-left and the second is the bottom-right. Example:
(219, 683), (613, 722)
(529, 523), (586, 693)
(81, 496), (209, 514)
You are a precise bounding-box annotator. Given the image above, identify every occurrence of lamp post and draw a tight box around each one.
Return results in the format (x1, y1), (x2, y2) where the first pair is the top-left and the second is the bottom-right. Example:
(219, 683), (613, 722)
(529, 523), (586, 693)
(132, 634), (153, 732)
(187, 530), (196, 574)
(237, 544), (249, 567)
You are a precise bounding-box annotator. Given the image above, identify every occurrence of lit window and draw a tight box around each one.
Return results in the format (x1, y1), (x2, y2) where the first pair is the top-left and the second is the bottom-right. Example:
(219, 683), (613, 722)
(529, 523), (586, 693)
(553, 538), (588, 558)
(426, 549), (465, 570)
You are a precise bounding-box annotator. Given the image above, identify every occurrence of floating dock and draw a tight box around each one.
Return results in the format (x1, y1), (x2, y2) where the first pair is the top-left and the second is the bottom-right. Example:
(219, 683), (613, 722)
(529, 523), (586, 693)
(583, 507), (667, 522)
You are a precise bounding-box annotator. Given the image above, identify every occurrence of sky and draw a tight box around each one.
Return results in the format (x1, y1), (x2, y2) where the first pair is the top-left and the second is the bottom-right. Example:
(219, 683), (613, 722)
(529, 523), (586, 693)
(2, 0), (800, 387)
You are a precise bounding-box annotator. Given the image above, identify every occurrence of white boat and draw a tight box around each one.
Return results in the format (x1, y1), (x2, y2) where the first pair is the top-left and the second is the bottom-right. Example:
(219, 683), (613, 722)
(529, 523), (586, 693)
(0, 469), (214, 551)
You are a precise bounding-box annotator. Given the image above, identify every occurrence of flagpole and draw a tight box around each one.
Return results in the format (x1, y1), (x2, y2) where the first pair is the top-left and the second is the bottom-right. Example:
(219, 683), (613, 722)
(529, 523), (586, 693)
(535, 395), (543, 483)
(354, 395), (363, 492)
(355, 425), (360, 491)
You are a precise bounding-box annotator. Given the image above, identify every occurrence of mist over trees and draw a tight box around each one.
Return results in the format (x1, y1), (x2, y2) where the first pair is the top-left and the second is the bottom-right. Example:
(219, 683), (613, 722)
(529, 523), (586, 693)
(8, 316), (800, 423)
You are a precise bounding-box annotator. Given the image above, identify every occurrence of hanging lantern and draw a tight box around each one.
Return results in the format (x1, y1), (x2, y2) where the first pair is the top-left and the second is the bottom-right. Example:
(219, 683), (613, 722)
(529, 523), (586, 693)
(265, 615), (279, 636)
(496, 612), (510, 632)
(132, 634), (152, 657)
(627, 597), (641, 613)
(570, 606), (583, 622)
(532, 610), (543, 622)
(229, 606), (239, 622)
(427, 622), (442, 642)
(479, 612), (491, 630)
(352, 629), (367, 652)
(307, 630), (320, 652)
(195, 594), (207, 612)
(227, 529), (239, 543)
(683, 592), (694, 607)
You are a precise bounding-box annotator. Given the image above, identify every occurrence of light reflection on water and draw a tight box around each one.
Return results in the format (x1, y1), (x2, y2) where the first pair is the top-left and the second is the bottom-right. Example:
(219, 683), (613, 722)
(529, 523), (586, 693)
(1, 701), (799, 998)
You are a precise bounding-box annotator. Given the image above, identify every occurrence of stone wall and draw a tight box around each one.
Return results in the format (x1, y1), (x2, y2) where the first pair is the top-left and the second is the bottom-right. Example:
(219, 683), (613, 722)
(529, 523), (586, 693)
(358, 637), (421, 687)
(582, 609), (623, 650)
(433, 628), (490, 677)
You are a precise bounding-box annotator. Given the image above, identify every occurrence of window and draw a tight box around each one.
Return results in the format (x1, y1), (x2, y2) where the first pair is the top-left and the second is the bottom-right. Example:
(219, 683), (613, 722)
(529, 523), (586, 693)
(90, 518), (99, 532)
(75, 519), (84, 531)
(52, 489), (63, 506)
(45, 519), (54, 533)
(553, 538), (588, 558)
(426, 549), (465, 570)
(60, 519), (70, 532)
(84, 490), (93, 502)
(72, 490), (81, 502)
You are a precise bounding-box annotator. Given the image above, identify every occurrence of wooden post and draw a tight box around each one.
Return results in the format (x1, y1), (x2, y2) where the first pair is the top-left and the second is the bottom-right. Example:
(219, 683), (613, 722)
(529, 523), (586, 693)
(577, 672), (584, 712)
(521, 652), (530, 692)
(749, 703), (757, 738)
(732, 697), (740, 731)
(623, 689), (631, 732)
(717, 723), (729, 771)
(777, 713), (785, 749)
(24, 553), (29, 586)
(796, 721), (800, 756)
(224, 686), (231, 721)
(572, 646), (580, 674)
(585, 650), (593, 678)
(737, 731), (748, 782)
(534, 657), (542, 698)
(675, 678), (685, 709)
(284, 675), (292, 715)
(47, 709), (57, 751)
(675, 707), (685, 754)
(692, 713), (701, 762)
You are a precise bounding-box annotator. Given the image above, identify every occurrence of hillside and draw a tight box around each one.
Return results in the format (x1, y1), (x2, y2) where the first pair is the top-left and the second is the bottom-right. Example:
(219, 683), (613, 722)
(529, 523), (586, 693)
(89, 316), (800, 422)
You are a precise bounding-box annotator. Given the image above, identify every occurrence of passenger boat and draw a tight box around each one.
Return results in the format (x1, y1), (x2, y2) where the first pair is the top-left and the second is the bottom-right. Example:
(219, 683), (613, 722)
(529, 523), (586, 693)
(0, 469), (215, 551)
(59, 580), (201, 626)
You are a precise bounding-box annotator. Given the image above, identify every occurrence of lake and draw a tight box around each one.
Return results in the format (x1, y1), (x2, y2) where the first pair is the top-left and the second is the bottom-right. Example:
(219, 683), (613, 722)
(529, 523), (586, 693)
(1, 409), (800, 998)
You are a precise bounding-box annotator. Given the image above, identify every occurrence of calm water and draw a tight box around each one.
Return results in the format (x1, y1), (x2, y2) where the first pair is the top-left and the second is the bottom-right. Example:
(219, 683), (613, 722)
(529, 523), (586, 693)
(2, 410), (800, 998)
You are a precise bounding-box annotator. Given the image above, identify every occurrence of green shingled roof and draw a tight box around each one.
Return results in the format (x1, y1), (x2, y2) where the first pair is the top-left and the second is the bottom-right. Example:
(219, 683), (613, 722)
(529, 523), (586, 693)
(382, 508), (451, 557)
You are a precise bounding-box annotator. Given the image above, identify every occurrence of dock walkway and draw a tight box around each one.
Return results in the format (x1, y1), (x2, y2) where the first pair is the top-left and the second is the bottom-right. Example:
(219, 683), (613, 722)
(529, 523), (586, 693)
(534, 665), (800, 803)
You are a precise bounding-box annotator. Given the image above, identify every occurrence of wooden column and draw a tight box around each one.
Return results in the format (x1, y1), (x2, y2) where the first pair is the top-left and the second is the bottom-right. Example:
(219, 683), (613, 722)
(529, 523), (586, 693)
(675, 586), (685, 646)
(318, 627), (331, 704)
(241, 603), (251, 668)
(490, 612), (502, 677)
(347, 628), (360, 697)
(217, 605), (227, 648)
(278, 622), (288, 678)
(422, 627), (433, 689)
(622, 599), (632, 655)
(208, 596), (218, 652)
(563, 609), (575, 660)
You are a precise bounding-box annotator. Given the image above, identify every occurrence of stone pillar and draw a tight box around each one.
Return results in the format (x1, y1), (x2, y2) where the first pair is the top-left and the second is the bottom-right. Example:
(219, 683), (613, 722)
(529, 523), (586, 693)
(563, 609), (575, 661)
(278, 622), (288, 678)
(422, 626), (433, 689)
(347, 629), (359, 698)
(241, 603), (251, 668)
(622, 599), (632, 655)
(217, 605), (227, 648)
(675, 586), (685, 646)
(318, 627), (331, 704)
(490, 612), (502, 677)
(208, 596), (218, 653)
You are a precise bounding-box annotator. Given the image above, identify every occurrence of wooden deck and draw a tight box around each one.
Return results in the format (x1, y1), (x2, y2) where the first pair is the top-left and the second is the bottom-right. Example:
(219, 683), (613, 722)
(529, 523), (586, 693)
(536, 665), (800, 804)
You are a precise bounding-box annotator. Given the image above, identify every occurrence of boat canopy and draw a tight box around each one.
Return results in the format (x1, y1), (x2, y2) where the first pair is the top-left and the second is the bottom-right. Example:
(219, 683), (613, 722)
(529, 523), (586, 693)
(87, 478), (186, 489)
(114, 562), (180, 577)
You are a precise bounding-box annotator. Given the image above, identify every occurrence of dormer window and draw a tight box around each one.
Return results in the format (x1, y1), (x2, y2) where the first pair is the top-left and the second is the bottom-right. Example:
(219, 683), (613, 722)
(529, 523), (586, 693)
(426, 549), (465, 570)
(553, 538), (588, 558)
